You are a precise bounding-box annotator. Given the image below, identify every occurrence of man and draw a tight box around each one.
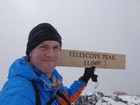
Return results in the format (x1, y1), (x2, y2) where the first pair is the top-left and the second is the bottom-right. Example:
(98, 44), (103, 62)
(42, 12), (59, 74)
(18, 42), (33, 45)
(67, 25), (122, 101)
(0, 23), (98, 105)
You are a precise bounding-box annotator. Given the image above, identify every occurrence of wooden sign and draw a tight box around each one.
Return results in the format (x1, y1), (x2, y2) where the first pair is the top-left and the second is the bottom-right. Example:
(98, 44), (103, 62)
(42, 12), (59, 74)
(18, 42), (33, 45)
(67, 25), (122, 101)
(57, 49), (125, 70)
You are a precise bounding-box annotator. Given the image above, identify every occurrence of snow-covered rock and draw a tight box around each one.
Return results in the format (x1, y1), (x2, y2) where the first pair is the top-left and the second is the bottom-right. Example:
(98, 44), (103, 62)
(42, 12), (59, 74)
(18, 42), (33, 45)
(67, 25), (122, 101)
(73, 91), (140, 105)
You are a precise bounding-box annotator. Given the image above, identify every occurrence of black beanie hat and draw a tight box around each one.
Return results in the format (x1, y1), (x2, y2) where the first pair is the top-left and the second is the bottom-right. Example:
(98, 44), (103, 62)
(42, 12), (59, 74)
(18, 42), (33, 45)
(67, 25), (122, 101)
(26, 23), (62, 56)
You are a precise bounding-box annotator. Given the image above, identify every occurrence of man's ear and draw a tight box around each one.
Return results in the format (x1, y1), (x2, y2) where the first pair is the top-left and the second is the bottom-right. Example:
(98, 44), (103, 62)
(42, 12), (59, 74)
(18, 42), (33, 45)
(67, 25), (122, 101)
(29, 52), (32, 58)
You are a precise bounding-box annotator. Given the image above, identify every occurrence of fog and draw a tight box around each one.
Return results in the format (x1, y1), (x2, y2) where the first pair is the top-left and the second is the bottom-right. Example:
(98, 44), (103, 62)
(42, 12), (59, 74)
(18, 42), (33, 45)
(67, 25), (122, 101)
(0, 0), (140, 95)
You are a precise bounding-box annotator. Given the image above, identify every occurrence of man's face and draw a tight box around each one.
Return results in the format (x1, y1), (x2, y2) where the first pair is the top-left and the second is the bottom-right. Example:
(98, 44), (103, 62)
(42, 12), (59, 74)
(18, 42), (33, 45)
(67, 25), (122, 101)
(29, 40), (61, 75)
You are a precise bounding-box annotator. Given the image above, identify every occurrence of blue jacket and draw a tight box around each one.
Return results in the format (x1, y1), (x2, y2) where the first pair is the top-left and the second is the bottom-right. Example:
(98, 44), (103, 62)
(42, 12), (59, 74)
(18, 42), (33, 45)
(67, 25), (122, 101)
(0, 56), (86, 105)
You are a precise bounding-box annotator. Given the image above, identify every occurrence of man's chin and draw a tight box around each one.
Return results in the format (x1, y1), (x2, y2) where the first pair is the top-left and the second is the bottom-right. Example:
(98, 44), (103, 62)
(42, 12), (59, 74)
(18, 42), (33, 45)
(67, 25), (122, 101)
(45, 64), (55, 71)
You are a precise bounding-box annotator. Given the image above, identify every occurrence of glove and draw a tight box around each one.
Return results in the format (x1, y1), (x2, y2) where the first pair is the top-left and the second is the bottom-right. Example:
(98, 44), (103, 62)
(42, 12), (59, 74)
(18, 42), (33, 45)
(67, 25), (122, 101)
(79, 66), (98, 83)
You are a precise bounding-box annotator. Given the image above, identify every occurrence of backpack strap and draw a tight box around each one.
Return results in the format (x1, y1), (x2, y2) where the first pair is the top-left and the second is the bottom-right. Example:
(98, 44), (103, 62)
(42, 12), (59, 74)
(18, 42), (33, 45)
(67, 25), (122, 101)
(31, 81), (71, 105)
(56, 91), (71, 105)
(47, 91), (71, 105)
(31, 81), (41, 105)
(46, 96), (57, 105)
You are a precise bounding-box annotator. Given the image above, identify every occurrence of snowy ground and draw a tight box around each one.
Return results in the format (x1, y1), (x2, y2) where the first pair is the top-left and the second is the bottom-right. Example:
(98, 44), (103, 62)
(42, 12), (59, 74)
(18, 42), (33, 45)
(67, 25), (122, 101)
(97, 95), (140, 105)
(73, 91), (140, 105)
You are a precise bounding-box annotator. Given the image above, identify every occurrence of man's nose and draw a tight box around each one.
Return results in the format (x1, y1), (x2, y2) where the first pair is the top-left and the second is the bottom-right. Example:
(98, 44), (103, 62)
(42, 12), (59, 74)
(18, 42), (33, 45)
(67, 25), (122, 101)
(46, 49), (55, 57)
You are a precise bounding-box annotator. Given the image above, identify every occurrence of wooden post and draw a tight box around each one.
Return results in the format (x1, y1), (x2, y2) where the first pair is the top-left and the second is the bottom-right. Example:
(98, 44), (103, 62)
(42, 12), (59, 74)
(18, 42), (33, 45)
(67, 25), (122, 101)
(57, 49), (125, 70)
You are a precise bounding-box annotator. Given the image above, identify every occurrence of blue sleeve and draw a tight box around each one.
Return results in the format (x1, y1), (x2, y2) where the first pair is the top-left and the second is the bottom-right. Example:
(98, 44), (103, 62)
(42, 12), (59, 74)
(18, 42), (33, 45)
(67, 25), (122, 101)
(59, 79), (87, 104)
(0, 77), (36, 105)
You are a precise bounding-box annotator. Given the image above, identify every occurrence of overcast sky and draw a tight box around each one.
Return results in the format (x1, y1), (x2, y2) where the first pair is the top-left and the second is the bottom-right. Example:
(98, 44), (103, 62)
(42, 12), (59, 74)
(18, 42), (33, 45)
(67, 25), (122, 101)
(0, 0), (140, 95)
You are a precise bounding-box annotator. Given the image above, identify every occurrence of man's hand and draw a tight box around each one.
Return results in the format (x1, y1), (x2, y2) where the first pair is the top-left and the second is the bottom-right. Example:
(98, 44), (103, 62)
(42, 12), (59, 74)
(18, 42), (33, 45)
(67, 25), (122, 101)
(79, 66), (98, 83)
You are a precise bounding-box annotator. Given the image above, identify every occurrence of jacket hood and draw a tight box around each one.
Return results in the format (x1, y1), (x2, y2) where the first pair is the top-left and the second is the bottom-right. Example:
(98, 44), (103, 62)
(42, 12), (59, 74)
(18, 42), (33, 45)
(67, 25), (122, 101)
(8, 56), (39, 81)
(8, 56), (62, 83)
